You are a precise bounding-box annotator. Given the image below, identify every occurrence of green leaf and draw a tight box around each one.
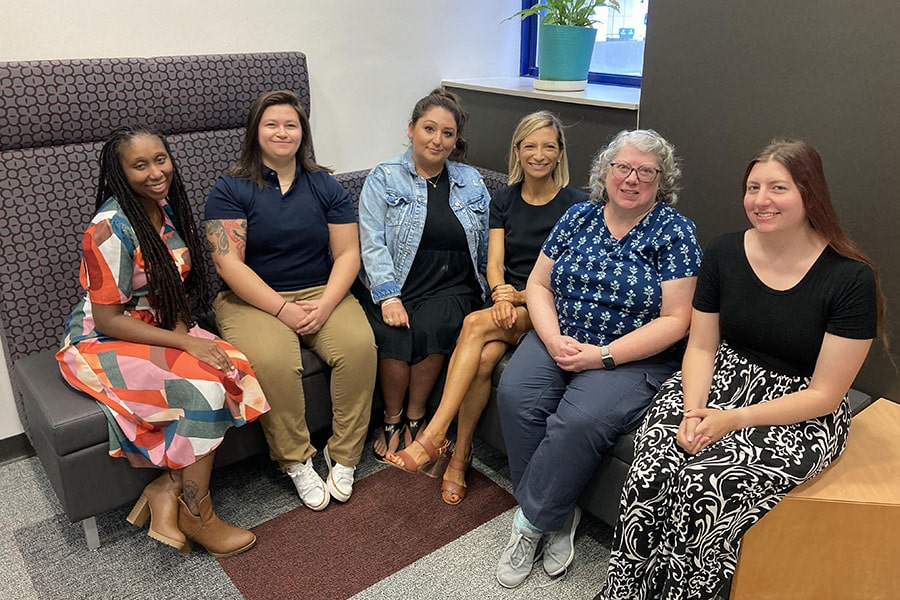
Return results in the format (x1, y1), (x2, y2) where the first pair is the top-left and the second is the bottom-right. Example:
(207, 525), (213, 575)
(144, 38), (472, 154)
(505, 0), (621, 27)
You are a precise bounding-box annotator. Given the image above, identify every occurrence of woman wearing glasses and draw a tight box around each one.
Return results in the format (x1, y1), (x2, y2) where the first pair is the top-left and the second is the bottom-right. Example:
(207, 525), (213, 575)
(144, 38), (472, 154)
(599, 139), (881, 600)
(494, 129), (703, 588)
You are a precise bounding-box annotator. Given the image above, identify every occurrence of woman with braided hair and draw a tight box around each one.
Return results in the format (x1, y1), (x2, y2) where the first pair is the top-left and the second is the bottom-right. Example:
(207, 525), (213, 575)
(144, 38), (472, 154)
(57, 124), (269, 558)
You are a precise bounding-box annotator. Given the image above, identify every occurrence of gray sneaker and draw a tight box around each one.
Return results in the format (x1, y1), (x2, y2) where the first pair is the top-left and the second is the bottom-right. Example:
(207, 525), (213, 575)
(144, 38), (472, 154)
(543, 506), (582, 576)
(496, 509), (543, 589)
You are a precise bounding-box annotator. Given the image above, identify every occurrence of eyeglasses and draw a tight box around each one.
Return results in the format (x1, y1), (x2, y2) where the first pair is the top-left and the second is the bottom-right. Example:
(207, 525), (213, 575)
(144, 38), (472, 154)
(609, 162), (661, 183)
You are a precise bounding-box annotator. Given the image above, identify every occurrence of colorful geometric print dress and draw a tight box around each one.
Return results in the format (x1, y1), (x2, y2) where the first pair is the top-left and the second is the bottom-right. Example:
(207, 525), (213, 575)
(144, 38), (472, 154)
(57, 198), (269, 470)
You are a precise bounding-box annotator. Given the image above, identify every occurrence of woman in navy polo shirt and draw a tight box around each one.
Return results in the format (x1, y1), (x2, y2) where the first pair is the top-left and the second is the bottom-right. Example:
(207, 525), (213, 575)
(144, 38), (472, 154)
(494, 129), (703, 588)
(204, 90), (376, 512)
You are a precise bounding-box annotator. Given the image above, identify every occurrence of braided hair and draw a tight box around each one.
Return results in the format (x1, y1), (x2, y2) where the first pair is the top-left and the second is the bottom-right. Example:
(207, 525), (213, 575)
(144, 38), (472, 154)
(95, 124), (209, 330)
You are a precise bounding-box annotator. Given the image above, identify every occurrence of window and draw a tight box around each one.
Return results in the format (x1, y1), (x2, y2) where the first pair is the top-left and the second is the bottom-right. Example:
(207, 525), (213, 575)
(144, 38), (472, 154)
(519, 0), (648, 87)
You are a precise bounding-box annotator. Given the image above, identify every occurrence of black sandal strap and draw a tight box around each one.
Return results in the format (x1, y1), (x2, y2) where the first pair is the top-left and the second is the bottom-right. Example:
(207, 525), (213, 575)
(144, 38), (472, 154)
(405, 416), (427, 447)
(373, 419), (402, 462)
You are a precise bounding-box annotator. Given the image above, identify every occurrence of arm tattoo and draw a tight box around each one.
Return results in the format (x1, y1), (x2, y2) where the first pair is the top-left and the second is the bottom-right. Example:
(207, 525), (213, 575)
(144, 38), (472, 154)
(205, 219), (224, 254)
(206, 219), (247, 260)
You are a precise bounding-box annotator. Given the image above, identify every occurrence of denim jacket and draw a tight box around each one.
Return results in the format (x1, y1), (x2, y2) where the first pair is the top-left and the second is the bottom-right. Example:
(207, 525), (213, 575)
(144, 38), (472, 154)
(358, 148), (490, 303)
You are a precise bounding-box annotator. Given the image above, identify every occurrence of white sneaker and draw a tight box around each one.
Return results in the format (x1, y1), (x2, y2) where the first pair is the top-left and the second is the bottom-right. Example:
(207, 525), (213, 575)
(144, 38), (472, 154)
(286, 458), (330, 511)
(323, 445), (355, 503)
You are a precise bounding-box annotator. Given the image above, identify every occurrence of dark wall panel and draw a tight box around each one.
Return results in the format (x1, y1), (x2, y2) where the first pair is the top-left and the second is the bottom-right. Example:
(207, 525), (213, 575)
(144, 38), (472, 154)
(448, 87), (638, 190)
(640, 1), (900, 398)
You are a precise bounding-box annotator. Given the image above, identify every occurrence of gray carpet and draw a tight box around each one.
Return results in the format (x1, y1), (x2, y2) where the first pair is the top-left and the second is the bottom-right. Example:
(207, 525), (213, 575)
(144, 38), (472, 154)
(0, 437), (614, 600)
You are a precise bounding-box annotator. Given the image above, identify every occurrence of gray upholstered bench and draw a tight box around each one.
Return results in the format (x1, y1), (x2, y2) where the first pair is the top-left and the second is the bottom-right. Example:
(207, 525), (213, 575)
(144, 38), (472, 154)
(0, 52), (343, 548)
(0, 52), (509, 549)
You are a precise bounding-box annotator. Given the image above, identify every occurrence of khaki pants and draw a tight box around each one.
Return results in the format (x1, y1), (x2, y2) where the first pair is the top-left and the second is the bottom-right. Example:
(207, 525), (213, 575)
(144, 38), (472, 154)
(213, 286), (376, 469)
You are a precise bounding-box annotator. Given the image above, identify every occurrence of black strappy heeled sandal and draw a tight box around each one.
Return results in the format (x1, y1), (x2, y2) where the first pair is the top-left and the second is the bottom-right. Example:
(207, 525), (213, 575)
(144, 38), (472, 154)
(373, 412), (403, 463)
(404, 415), (427, 451)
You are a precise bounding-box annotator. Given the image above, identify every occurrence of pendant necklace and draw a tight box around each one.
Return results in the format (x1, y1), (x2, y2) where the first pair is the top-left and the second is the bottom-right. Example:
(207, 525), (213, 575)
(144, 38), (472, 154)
(425, 170), (444, 189)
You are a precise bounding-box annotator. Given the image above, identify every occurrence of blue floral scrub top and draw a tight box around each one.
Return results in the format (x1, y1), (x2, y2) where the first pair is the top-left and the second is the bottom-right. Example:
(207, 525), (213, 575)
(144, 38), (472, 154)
(542, 201), (702, 346)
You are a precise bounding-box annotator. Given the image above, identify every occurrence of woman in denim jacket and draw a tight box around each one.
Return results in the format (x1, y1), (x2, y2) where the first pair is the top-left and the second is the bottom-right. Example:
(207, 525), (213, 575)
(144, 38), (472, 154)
(357, 88), (490, 462)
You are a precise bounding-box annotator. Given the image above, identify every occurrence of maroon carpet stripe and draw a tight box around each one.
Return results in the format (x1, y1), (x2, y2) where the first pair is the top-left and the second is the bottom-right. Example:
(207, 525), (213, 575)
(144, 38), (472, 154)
(219, 465), (516, 600)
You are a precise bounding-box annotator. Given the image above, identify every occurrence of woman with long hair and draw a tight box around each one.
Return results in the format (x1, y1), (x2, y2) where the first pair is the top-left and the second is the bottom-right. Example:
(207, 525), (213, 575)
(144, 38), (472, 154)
(57, 124), (268, 557)
(600, 139), (884, 600)
(385, 111), (588, 506)
(205, 90), (376, 512)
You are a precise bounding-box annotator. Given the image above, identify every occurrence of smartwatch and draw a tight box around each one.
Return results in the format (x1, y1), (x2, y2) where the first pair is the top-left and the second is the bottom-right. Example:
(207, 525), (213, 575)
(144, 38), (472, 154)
(600, 345), (617, 370)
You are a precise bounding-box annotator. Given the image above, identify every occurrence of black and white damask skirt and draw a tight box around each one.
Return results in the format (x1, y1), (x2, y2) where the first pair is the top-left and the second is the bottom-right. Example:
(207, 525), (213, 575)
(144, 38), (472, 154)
(601, 341), (851, 600)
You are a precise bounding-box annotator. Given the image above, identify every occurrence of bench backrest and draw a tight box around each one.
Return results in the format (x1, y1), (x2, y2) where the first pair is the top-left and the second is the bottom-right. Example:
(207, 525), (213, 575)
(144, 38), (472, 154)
(0, 52), (311, 430)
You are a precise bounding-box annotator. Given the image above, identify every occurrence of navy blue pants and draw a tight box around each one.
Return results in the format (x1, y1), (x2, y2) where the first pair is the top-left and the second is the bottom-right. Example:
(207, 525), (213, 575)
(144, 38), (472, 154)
(497, 331), (678, 531)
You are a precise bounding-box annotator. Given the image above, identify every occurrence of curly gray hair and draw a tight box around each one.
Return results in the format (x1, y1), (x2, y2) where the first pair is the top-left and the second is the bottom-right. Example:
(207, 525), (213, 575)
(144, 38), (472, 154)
(588, 129), (681, 205)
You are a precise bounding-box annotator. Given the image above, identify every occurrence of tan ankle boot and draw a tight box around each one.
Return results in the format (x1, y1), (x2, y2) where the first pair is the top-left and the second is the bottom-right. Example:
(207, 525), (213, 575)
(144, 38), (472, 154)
(177, 492), (256, 558)
(127, 472), (188, 553)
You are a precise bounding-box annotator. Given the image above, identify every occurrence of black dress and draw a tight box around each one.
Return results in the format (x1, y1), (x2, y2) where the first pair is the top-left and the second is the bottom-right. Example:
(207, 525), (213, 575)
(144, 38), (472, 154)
(361, 168), (482, 364)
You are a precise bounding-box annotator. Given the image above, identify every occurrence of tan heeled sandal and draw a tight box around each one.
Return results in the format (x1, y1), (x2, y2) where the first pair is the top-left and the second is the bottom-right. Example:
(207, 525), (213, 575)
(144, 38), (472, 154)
(387, 432), (451, 478)
(441, 454), (471, 506)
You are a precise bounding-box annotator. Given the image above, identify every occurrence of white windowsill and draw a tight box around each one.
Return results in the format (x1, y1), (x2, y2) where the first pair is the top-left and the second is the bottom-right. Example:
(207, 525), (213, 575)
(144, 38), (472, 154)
(442, 77), (640, 111)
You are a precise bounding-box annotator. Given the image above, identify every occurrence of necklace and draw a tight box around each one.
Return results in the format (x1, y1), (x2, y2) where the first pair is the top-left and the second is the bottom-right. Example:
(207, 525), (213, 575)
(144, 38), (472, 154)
(425, 170), (444, 189)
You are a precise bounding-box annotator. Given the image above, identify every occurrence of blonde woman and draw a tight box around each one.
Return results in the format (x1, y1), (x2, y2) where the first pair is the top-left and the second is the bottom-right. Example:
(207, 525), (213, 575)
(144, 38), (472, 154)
(385, 111), (587, 507)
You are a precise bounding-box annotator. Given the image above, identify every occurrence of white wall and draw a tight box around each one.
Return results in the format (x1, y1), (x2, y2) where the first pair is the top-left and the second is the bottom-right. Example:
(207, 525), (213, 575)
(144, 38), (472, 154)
(0, 0), (521, 439)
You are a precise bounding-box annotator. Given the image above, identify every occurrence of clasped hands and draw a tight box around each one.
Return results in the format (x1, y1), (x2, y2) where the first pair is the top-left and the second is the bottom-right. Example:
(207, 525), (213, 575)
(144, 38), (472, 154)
(490, 284), (525, 329)
(277, 299), (333, 335)
(677, 407), (742, 455)
(547, 334), (598, 373)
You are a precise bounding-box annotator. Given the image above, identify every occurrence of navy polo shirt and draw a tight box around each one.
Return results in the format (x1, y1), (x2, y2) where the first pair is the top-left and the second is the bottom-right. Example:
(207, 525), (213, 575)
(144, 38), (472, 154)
(205, 164), (356, 291)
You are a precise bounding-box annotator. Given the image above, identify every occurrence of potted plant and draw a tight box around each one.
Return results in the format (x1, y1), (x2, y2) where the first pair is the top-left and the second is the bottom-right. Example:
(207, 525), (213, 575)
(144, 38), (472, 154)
(508, 0), (621, 91)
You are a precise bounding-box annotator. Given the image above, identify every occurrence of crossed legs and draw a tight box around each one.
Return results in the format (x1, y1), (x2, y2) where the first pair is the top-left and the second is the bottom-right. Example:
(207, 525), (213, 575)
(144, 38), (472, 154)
(386, 305), (531, 501)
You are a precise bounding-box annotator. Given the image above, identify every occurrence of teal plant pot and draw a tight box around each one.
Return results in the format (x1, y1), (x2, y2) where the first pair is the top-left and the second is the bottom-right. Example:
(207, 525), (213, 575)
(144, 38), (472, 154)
(537, 24), (598, 89)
